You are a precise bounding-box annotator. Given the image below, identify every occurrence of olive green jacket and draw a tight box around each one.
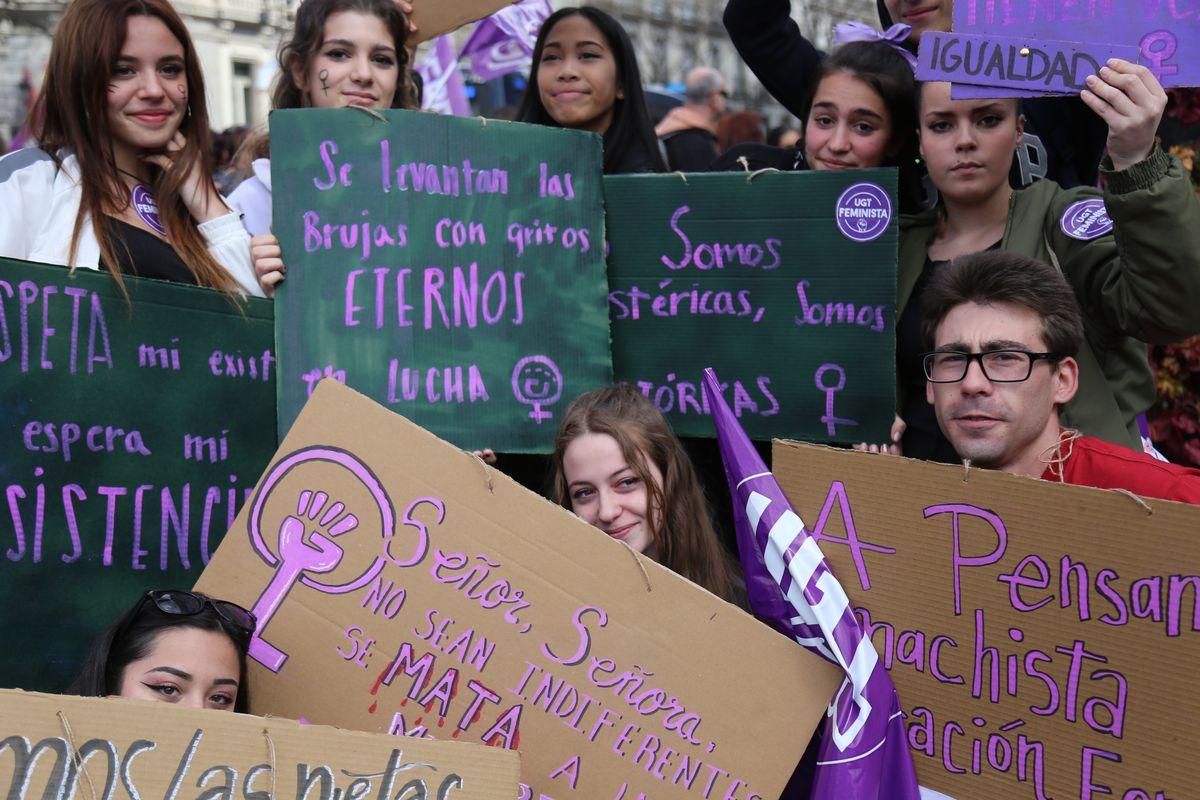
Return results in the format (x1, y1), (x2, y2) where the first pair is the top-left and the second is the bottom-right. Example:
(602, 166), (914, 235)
(899, 148), (1200, 451)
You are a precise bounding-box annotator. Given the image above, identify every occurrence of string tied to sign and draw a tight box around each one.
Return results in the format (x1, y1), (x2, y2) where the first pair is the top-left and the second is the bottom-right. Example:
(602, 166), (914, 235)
(57, 711), (98, 800)
(264, 728), (278, 799)
(350, 106), (388, 123)
(1039, 428), (1083, 482)
(746, 167), (780, 184)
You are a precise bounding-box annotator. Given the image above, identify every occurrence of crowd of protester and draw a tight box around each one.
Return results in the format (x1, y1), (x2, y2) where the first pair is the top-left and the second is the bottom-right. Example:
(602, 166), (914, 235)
(1, 1), (1199, 795)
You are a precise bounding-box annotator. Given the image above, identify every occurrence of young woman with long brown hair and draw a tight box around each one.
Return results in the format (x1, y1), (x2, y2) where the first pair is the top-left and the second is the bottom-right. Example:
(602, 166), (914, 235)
(230, 0), (415, 296)
(552, 384), (744, 604)
(0, 0), (259, 296)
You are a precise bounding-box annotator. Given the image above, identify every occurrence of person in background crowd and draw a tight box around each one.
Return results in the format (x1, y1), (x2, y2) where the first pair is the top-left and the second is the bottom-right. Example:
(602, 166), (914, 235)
(231, 0), (414, 296)
(552, 385), (744, 604)
(654, 66), (725, 171)
(71, 589), (256, 711)
(212, 125), (250, 195)
(0, 0), (260, 296)
(709, 39), (922, 212)
(517, 6), (666, 174)
(880, 65), (1200, 462)
(921, 251), (1200, 503)
(766, 123), (800, 149)
(715, 109), (765, 153)
(724, 0), (1108, 190)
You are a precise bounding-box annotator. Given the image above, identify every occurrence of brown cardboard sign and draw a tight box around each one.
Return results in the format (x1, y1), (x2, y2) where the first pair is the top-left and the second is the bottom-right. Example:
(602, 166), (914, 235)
(195, 381), (841, 800)
(0, 689), (518, 800)
(772, 440), (1200, 800)
(410, 0), (516, 44)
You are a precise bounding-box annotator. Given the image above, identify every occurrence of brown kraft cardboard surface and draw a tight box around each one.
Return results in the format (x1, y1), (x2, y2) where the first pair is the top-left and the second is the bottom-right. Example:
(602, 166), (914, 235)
(196, 381), (842, 800)
(0, 689), (519, 800)
(772, 439), (1200, 800)
(410, 0), (516, 44)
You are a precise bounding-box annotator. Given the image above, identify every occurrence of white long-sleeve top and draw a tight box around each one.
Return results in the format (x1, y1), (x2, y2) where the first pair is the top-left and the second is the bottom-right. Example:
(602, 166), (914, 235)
(0, 147), (263, 297)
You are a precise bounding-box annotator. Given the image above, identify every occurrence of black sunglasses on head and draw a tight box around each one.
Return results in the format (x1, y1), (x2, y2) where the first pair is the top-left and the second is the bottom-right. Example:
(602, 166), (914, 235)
(132, 590), (257, 638)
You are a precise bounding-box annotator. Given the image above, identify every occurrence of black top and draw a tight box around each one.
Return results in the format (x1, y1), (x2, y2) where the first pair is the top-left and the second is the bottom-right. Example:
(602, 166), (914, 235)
(725, 0), (1109, 189)
(896, 255), (959, 462)
(661, 128), (719, 172)
(606, 139), (665, 175)
(100, 217), (197, 285)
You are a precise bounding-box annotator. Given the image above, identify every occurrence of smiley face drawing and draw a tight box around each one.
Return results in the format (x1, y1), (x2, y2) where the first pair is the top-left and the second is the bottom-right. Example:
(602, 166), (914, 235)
(511, 355), (563, 423)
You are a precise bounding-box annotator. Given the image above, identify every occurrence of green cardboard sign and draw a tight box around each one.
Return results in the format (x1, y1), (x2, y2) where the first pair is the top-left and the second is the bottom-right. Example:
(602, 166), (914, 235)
(0, 259), (277, 692)
(605, 170), (897, 442)
(271, 109), (612, 452)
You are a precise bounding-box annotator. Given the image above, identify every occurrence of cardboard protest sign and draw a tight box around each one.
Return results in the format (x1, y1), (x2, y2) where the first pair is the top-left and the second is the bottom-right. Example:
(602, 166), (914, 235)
(0, 689), (519, 799)
(928, 0), (1200, 98)
(0, 259), (276, 693)
(917, 32), (1140, 96)
(196, 380), (843, 800)
(410, 0), (517, 44)
(271, 109), (611, 452)
(772, 440), (1200, 800)
(605, 170), (897, 442)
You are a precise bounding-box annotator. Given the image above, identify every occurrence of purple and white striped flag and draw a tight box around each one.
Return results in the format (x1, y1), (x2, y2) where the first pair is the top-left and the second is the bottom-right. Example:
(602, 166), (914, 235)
(703, 368), (921, 800)
(460, 0), (552, 80)
(416, 35), (470, 117)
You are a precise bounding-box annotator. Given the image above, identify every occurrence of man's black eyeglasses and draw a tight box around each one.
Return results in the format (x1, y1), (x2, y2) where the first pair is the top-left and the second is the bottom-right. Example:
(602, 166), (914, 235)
(922, 350), (1063, 383)
(132, 590), (257, 638)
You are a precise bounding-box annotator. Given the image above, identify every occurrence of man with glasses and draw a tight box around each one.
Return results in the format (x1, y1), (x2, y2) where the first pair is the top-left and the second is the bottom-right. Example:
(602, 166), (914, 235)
(921, 251), (1200, 503)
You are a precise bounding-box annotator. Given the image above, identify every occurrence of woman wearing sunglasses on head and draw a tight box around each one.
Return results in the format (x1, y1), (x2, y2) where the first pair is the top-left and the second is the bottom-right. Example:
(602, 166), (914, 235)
(70, 590), (256, 712)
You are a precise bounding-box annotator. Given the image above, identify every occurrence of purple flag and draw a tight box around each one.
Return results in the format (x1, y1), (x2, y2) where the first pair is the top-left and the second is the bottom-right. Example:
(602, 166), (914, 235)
(460, 0), (552, 80)
(416, 35), (470, 117)
(703, 368), (921, 800)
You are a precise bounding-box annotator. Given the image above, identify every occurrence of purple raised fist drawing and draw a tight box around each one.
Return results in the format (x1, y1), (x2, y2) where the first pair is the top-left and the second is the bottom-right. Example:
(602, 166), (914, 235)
(246, 446), (394, 673)
(248, 490), (357, 670)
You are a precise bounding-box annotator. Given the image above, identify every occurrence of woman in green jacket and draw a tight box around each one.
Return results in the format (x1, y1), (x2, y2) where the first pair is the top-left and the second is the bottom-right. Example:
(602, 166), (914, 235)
(889, 61), (1200, 461)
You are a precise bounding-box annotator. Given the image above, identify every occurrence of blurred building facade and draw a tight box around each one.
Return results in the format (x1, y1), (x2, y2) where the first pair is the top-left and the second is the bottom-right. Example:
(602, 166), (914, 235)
(0, 0), (877, 142)
(0, 0), (292, 140)
(588, 0), (878, 124)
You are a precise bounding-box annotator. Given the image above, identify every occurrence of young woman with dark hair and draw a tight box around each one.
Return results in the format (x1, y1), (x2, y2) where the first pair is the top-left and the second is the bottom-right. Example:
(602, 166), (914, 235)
(71, 589), (255, 712)
(552, 385), (743, 604)
(231, 0), (415, 295)
(516, 6), (666, 175)
(712, 38), (923, 210)
(881, 64), (1200, 460)
(0, 0), (259, 296)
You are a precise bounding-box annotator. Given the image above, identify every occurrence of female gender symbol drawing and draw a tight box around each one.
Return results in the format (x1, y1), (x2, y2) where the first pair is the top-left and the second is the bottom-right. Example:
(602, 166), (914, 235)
(512, 355), (563, 424)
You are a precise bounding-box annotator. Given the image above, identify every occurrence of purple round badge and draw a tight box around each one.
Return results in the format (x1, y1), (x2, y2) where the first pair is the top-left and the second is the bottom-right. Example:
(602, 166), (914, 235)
(835, 183), (892, 243)
(1060, 198), (1113, 241)
(131, 184), (165, 236)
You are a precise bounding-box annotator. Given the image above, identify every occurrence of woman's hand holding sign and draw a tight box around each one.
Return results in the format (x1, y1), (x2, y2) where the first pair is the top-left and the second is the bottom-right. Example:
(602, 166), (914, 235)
(1081, 59), (1168, 171)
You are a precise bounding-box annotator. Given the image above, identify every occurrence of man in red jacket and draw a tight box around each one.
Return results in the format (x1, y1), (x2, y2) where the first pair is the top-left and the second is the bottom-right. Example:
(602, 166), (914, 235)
(922, 251), (1200, 504)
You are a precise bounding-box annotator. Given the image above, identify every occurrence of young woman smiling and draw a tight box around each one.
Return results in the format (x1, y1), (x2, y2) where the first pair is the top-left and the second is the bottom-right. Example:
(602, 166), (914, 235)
(517, 6), (666, 174)
(230, 0), (414, 296)
(552, 385), (743, 604)
(888, 63), (1200, 460)
(0, 0), (259, 295)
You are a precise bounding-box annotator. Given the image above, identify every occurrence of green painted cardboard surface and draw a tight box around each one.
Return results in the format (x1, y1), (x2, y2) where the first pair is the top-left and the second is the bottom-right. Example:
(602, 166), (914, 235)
(605, 169), (898, 442)
(0, 259), (277, 691)
(271, 109), (612, 452)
